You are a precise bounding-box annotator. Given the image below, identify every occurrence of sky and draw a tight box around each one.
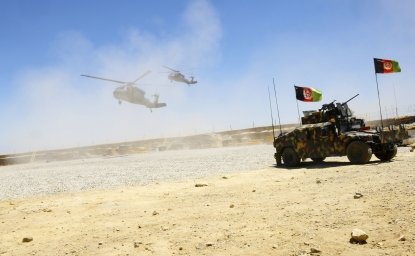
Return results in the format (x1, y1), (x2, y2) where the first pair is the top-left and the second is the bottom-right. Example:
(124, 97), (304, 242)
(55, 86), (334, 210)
(1, 0), (414, 154)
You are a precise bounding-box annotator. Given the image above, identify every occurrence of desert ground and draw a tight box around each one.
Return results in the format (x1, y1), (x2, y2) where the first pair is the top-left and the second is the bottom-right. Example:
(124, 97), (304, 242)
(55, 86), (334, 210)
(0, 145), (414, 256)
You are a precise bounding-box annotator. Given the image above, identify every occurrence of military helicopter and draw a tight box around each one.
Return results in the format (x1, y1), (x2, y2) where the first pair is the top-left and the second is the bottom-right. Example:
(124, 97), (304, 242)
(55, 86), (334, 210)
(81, 70), (166, 110)
(163, 66), (197, 85)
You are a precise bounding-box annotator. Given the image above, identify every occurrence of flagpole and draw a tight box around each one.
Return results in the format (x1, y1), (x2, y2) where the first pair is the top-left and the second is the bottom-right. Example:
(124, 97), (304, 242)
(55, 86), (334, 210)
(393, 84), (398, 117)
(374, 73), (384, 142)
(294, 85), (301, 125)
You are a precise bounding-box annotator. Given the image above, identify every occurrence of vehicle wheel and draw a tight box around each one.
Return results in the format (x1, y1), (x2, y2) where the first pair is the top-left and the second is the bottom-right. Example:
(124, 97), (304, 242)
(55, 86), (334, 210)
(346, 141), (372, 164)
(311, 157), (326, 163)
(282, 148), (300, 167)
(374, 145), (397, 161)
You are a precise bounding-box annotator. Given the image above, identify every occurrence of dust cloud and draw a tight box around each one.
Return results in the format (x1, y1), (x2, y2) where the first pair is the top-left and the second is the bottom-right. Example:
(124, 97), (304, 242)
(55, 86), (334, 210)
(2, 0), (223, 154)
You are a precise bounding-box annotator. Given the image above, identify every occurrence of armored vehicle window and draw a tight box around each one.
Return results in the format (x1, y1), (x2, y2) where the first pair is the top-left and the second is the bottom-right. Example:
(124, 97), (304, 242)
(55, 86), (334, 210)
(321, 127), (329, 137)
(295, 130), (307, 140)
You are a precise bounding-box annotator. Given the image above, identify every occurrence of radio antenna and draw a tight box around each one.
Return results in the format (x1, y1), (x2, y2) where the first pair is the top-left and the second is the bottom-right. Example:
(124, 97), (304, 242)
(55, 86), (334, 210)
(267, 86), (276, 140)
(273, 78), (283, 136)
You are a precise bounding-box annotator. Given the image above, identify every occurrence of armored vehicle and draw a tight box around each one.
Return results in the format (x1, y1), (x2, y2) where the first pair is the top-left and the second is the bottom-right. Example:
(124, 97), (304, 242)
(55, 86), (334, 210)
(274, 95), (408, 167)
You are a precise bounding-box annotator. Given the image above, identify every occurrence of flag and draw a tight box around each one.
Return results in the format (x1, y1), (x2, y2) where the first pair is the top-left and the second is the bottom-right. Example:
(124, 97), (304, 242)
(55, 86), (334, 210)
(374, 58), (401, 73)
(294, 86), (322, 102)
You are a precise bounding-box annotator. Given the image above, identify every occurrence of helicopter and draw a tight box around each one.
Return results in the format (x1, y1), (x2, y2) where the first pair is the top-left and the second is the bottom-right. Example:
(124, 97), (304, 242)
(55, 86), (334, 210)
(163, 66), (197, 85)
(81, 70), (166, 110)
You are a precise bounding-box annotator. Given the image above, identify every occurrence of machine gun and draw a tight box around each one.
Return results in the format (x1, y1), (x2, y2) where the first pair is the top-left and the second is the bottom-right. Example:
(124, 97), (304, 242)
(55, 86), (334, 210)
(301, 94), (363, 132)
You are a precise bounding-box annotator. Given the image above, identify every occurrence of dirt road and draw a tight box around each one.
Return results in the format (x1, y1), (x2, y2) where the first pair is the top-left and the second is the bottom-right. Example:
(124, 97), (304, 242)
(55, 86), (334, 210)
(1, 147), (414, 255)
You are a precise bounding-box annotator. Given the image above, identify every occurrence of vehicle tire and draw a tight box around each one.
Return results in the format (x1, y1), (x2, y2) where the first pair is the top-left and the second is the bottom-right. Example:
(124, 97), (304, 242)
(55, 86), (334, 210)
(346, 141), (372, 164)
(311, 157), (326, 163)
(282, 147), (300, 167)
(374, 145), (397, 161)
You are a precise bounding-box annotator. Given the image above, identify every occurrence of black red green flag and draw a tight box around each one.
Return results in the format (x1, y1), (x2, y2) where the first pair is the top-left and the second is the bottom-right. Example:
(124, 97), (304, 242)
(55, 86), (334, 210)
(374, 58), (401, 73)
(294, 86), (322, 102)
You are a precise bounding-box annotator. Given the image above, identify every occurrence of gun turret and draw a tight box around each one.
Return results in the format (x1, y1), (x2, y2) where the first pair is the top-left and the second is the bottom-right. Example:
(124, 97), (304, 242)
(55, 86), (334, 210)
(319, 100), (336, 111)
(301, 93), (364, 132)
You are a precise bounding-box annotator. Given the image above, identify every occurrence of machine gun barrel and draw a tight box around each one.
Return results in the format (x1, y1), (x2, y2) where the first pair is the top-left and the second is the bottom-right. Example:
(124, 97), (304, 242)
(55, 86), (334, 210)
(342, 93), (359, 105)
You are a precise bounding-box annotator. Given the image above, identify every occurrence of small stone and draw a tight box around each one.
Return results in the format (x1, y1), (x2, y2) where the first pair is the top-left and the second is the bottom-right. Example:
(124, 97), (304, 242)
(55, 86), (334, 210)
(350, 228), (368, 243)
(179, 247), (183, 250)
(354, 193), (363, 199)
(98, 242), (103, 245)
(134, 241), (141, 248)
(398, 235), (406, 241)
(229, 204), (234, 208)
(310, 247), (321, 253)
(206, 242), (214, 247)
(252, 189), (256, 192)
(222, 176), (228, 179)
(152, 211), (159, 216)
(316, 179), (321, 184)
(22, 237), (33, 243)
(195, 183), (208, 187)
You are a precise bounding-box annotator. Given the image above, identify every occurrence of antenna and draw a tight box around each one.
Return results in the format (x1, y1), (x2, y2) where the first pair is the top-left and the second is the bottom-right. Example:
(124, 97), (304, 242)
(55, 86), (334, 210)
(268, 86), (276, 140)
(272, 78), (283, 136)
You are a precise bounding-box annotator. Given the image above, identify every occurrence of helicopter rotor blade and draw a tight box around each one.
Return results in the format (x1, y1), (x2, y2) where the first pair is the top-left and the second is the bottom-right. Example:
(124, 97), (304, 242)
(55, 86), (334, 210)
(81, 74), (127, 85)
(131, 70), (152, 84)
(162, 65), (179, 72)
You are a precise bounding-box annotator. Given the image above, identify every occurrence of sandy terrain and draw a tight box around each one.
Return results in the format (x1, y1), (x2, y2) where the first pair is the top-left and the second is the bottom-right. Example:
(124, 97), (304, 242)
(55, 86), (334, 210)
(1, 147), (414, 256)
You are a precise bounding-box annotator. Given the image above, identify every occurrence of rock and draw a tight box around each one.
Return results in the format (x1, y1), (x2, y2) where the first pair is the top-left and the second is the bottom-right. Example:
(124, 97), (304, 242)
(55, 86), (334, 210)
(134, 241), (142, 248)
(398, 235), (406, 241)
(316, 179), (321, 184)
(310, 247), (321, 253)
(229, 204), (235, 208)
(195, 183), (208, 187)
(152, 211), (159, 216)
(22, 237), (33, 243)
(98, 242), (103, 245)
(205, 242), (214, 247)
(354, 193), (363, 199)
(350, 229), (368, 243)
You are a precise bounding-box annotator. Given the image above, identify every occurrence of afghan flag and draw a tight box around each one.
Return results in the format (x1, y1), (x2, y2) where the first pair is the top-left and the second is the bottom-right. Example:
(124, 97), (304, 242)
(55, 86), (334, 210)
(294, 86), (322, 102)
(374, 58), (401, 73)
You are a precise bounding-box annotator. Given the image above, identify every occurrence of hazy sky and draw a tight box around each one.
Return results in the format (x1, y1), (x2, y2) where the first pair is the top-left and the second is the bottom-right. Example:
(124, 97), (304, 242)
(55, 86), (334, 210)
(1, 0), (414, 154)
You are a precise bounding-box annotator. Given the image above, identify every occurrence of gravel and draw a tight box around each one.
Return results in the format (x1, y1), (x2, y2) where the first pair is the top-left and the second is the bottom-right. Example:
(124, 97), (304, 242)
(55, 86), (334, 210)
(0, 144), (275, 199)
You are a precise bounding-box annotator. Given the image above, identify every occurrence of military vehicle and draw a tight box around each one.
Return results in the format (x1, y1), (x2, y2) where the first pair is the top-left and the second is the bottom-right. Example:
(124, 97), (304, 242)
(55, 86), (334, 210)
(273, 94), (408, 167)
